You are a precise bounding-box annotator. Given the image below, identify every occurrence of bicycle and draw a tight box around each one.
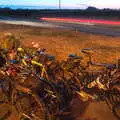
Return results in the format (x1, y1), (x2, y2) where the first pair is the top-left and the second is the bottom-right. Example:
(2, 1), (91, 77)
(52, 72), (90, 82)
(80, 48), (120, 119)
(80, 48), (116, 88)
(0, 64), (52, 120)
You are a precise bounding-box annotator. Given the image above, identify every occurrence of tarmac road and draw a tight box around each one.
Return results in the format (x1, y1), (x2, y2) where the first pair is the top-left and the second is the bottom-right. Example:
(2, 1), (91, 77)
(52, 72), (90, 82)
(0, 17), (120, 36)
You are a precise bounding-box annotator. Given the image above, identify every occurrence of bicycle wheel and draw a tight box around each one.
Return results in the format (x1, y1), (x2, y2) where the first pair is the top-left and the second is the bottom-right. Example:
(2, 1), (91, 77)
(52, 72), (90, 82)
(16, 72), (59, 118)
(55, 80), (73, 110)
(107, 88), (120, 106)
(0, 84), (51, 120)
(15, 92), (52, 120)
(40, 80), (60, 116)
(112, 104), (120, 120)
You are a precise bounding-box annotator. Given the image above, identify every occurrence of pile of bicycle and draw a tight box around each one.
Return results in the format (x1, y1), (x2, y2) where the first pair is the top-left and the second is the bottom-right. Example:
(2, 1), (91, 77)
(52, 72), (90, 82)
(0, 34), (120, 120)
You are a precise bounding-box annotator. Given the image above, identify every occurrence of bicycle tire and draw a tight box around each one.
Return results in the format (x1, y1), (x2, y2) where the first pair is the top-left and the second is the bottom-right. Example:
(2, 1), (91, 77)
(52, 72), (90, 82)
(112, 104), (120, 120)
(15, 93), (51, 120)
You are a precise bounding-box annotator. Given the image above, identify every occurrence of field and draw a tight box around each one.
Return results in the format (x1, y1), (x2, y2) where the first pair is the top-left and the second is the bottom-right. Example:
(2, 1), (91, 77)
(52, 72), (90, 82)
(0, 23), (120, 64)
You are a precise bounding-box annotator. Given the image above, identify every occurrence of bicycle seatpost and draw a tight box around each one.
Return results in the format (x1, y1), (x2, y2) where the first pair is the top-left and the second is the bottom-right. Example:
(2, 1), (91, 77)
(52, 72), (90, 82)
(81, 48), (94, 67)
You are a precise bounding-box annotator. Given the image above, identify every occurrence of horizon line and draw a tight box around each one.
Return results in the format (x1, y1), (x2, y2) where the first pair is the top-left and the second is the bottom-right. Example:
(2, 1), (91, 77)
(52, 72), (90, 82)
(0, 4), (120, 10)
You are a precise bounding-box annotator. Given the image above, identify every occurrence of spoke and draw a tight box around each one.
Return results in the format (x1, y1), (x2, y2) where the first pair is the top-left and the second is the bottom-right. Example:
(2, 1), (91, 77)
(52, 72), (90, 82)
(20, 112), (32, 120)
(31, 113), (40, 119)
(0, 111), (11, 120)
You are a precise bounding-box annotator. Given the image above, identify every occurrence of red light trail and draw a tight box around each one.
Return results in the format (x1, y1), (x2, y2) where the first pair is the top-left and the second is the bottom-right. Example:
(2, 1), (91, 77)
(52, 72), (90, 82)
(41, 17), (120, 26)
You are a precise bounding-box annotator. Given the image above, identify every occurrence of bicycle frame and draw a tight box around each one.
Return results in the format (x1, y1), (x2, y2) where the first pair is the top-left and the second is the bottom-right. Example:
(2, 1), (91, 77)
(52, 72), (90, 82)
(20, 58), (50, 81)
(31, 60), (50, 80)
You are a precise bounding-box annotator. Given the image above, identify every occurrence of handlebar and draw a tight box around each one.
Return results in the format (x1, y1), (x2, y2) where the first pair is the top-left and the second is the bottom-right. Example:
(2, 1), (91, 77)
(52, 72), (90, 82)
(81, 48), (116, 70)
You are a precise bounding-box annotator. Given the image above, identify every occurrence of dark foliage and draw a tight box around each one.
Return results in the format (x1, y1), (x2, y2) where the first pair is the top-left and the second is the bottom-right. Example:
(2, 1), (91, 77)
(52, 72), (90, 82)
(0, 6), (120, 20)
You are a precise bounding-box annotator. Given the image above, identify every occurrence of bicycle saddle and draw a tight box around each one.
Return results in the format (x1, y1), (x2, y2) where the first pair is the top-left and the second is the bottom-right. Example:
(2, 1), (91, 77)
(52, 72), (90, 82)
(47, 55), (55, 60)
(81, 48), (94, 54)
(68, 54), (83, 59)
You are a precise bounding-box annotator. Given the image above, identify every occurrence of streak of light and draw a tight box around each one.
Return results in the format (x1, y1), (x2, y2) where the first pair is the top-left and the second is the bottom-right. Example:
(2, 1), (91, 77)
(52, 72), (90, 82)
(41, 17), (120, 26)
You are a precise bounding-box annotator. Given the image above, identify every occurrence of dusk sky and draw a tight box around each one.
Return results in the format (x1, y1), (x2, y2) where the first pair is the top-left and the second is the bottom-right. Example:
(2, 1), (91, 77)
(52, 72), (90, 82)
(0, 0), (120, 9)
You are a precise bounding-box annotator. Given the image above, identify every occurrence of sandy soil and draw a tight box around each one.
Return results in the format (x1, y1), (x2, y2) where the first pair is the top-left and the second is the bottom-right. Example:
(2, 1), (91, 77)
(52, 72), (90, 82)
(0, 23), (120, 63)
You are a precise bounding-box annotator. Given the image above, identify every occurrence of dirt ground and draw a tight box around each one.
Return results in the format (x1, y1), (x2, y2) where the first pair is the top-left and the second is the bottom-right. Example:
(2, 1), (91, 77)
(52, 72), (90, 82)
(0, 23), (120, 120)
(68, 97), (116, 120)
(0, 23), (120, 64)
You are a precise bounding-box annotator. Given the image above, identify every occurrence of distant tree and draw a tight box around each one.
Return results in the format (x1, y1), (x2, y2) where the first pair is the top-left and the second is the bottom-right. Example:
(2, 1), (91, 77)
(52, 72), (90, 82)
(86, 6), (98, 11)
